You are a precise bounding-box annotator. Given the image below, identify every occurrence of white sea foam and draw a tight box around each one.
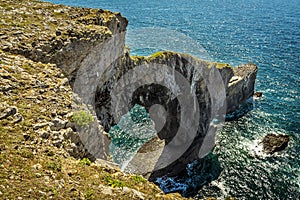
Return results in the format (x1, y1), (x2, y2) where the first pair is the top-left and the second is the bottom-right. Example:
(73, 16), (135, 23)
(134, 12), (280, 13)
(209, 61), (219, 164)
(210, 180), (228, 197)
(247, 139), (267, 158)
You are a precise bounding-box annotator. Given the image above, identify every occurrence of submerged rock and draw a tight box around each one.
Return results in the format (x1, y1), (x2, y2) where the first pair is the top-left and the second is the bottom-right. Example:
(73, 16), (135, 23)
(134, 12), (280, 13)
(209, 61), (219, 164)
(254, 91), (263, 98)
(155, 153), (222, 197)
(108, 104), (157, 170)
(261, 134), (290, 154)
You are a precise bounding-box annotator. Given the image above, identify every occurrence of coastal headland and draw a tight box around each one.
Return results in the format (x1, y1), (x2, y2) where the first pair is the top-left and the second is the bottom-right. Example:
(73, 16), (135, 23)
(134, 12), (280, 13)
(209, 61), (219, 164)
(0, 0), (258, 199)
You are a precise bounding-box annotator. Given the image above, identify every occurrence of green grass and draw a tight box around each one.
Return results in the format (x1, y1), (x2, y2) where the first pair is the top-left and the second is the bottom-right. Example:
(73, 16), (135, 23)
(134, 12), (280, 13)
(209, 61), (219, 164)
(105, 175), (125, 188)
(47, 159), (62, 172)
(80, 157), (92, 166)
(20, 149), (34, 159)
(85, 189), (94, 200)
(130, 55), (144, 62)
(146, 51), (175, 60)
(132, 175), (147, 184)
(71, 110), (94, 128)
(214, 62), (231, 69)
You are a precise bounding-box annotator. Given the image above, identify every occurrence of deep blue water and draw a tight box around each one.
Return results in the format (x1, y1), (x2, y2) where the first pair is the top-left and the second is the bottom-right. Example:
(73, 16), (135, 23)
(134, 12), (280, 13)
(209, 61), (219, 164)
(48, 0), (300, 199)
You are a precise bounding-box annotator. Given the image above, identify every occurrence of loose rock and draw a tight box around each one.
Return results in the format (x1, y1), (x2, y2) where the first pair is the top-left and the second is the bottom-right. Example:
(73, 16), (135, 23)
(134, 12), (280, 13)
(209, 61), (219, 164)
(50, 118), (67, 131)
(0, 106), (18, 120)
(33, 122), (50, 130)
(254, 91), (263, 98)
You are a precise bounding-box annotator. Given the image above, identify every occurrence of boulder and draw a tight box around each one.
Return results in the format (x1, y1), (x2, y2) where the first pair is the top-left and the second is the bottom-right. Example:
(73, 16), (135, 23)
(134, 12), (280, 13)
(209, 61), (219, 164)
(0, 106), (18, 120)
(50, 118), (67, 131)
(254, 91), (263, 98)
(261, 134), (290, 154)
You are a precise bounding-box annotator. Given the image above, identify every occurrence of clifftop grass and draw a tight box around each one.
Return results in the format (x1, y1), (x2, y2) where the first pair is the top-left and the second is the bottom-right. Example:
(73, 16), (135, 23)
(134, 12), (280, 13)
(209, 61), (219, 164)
(131, 51), (232, 71)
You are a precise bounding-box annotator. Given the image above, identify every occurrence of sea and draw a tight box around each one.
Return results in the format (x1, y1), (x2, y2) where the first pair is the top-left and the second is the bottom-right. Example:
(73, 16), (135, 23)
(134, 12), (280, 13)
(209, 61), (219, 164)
(47, 0), (299, 199)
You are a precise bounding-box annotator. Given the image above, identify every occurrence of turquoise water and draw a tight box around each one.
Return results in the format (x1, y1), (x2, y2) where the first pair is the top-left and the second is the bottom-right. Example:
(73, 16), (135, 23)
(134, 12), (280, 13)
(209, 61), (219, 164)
(48, 0), (300, 199)
(109, 104), (156, 170)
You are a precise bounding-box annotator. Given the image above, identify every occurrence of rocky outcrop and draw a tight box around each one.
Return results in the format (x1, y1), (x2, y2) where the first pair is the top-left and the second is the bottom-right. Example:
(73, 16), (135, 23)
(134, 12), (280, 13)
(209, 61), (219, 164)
(254, 92), (263, 98)
(0, 0), (127, 161)
(0, 102), (22, 123)
(0, 0), (127, 80)
(0, 44), (187, 200)
(261, 134), (290, 154)
(0, 50), (96, 161)
(226, 64), (258, 113)
(93, 51), (257, 178)
(0, 0), (257, 184)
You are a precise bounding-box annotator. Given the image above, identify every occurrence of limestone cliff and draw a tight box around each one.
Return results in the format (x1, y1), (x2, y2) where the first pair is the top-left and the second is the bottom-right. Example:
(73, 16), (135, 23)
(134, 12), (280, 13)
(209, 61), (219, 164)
(0, 0), (257, 198)
(226, 64), (258, 113)
(93, 51), (257, 179)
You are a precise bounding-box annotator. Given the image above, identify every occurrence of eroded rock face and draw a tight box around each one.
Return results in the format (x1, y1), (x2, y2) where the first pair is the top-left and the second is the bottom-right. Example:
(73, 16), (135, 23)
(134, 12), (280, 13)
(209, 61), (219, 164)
(0, 0), (128, 81)
(93, 52), (257, 179)
(226, 64), (258, 113)
(262, 134), (290, 154)
(0, 0), (127, 162)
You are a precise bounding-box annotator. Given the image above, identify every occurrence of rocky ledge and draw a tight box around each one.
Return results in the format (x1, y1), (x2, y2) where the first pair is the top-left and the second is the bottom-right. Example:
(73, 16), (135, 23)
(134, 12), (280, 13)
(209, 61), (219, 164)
(0, 0), (258, 199)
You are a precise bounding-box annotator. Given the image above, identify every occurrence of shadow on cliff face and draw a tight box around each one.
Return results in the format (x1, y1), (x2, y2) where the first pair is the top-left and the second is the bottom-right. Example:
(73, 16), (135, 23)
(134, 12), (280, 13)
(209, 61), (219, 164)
(154, 152), (222, 197)
(83, 51), (256, 197)
(93, 53), (223, 180)
(130, 84), (181, 143)
(94, 76), (223, 197)
(225, 98), (254, 121)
